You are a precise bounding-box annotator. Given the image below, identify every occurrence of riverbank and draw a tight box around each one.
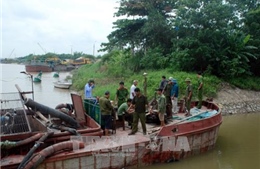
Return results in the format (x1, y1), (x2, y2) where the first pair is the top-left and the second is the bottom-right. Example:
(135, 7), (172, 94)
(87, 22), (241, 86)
(214, 82), (260, 115)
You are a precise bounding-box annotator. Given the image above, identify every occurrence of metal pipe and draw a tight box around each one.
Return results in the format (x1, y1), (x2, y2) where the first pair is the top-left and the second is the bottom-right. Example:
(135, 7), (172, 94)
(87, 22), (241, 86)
(20, 71), (34, 100)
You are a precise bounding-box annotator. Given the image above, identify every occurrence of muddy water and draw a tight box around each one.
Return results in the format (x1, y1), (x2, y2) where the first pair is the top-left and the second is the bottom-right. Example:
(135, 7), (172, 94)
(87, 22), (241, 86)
(142, 113), (260, 169)
(1, 63), (74, 108)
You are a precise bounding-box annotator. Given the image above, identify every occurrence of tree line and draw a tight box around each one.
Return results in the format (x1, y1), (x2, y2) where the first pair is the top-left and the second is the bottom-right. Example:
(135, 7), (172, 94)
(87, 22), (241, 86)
(100, 0), (260, 78)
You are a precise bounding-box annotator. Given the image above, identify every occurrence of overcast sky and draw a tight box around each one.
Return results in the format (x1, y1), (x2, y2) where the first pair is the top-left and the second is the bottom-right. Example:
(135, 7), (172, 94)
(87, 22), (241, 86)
(1, 0), (119, 58)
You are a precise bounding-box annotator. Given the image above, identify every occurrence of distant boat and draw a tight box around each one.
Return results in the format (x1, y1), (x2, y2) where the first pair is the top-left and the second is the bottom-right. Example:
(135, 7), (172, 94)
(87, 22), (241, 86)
(53, 80), (72, 89)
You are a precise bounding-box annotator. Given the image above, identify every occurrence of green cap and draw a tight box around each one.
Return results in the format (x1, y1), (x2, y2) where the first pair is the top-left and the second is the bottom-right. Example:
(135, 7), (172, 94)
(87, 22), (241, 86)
(185, 78), (191, 82)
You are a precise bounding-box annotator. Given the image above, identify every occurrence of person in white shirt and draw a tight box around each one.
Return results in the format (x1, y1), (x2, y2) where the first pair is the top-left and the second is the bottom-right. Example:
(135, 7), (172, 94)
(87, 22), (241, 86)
(130, 80), (138, 99)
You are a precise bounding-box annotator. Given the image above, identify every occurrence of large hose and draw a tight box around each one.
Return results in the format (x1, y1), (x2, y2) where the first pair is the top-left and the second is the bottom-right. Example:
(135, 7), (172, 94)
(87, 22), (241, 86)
(23, 140), (85, 169)
(18, 132), (54, 169)
(1, 133), (44, 150)
(24, 98), (80, 129)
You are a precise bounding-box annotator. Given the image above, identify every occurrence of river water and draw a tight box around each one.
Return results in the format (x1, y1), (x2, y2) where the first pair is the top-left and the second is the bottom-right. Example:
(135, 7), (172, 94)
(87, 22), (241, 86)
(1, 64), (260, 169)
(0, 63), (74, 108)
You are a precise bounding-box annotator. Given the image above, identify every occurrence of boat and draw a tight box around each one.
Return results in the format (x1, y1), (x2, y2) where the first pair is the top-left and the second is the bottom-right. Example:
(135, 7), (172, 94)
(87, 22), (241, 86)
(53, 80), (72, 89)
(25, 60), (53, 72)
(0, 87), (103, 169)
(0, 86), (222, 169)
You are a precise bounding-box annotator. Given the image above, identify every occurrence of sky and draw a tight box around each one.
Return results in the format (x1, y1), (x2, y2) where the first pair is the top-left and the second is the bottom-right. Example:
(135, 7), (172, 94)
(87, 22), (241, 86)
(1, 0), (119, 58)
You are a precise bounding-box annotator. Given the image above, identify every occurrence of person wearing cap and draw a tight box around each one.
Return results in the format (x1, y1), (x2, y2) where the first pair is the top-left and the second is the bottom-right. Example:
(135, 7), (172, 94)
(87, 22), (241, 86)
(163, 77), (173, 117)
(115, 81), (129, 107)
(197, 71), (203, 109)
(85, 79), (95, 99)
(171, 79), (179, 114)
(99, 91), (114, 136)
(127, 88), (148, 135)
(156, 88), (166, 127)
(130, 80), (138, 99)
(184, 78), (193, 116)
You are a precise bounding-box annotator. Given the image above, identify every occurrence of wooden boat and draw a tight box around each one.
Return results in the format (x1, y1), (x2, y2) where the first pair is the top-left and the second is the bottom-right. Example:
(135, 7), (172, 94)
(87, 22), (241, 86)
(25, 64), (53, 72)
(0, 87), (222, 169)
(53, 80), (72, 89)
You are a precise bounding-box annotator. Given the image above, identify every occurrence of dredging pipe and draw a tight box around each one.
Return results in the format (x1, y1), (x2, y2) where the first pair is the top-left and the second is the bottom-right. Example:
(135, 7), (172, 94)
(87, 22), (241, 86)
(24, 98), (80, 129)
(23, 140), (85, 169)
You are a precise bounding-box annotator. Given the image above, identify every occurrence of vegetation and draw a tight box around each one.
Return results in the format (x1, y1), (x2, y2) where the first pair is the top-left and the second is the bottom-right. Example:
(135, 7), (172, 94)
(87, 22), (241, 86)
(6, 0), (260, 95)
(100, 0), (260, 78)
(72, 62), (223, 101)
(72, 61), (260, 102)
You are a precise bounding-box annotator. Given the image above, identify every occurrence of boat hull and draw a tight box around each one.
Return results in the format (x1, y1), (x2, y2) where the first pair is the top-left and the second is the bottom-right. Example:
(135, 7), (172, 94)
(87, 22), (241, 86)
(25, 65), (53, 72)
(53, 82), (72, 89)
(34, 117), (221, 169)
(0, 100), (222, 169)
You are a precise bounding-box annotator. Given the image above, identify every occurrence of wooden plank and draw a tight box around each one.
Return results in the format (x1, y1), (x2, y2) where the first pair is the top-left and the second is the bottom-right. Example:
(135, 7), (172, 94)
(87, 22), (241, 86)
(71, 93), (87, 127)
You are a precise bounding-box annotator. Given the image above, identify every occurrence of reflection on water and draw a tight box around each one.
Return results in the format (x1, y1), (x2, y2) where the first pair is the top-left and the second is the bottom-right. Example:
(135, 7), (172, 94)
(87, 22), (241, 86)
(141, 112), (260, 169)
(1, 64), (75, 108)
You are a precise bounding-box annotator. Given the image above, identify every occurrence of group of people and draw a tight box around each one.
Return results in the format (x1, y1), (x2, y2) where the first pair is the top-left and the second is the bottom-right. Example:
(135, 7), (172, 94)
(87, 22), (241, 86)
(83, 72), (203, 136)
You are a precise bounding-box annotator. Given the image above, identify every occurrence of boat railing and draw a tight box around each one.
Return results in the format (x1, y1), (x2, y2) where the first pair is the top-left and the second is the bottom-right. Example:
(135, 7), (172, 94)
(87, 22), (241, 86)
(0, 92), (32, 135)
(83, 98), (101, 125)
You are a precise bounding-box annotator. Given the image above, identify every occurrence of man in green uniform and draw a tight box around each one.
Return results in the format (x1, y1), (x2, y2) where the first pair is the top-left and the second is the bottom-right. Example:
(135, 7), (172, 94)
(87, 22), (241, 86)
(115, 81), (129, 107)
(163, 77), (173, 118)
(99, 91), (114, 136)
(197, 72), (203, 109)
(128, 88), (148, 135)
(118, 98), (133, 127)
(185, 78), (193, 116)
(156, 88), (166, 127)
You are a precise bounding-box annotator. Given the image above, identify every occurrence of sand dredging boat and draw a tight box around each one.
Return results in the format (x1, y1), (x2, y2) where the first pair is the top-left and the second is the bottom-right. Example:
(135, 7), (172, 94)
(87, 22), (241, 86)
(0, 85), (222, 169)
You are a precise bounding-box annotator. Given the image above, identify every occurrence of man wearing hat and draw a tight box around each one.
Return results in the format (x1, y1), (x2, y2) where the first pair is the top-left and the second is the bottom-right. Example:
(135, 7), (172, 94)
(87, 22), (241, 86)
(163, 77), (173, 117)
(99, 91), (114, 136)
(185, 78), (193, 116)
(197, 72), (203, 109)
(115, 81), (129, 107)
(156, 88), (166, 127)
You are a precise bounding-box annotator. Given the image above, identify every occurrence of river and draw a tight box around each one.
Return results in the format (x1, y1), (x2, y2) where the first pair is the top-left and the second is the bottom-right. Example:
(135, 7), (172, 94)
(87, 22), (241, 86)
(1, 64), (260, 169)
(0, 63), (74, 108)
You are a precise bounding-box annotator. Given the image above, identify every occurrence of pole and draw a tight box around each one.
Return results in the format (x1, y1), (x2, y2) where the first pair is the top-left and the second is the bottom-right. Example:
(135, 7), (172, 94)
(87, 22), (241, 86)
(20, 71), (34, 100)
(30, 74), (34, 100)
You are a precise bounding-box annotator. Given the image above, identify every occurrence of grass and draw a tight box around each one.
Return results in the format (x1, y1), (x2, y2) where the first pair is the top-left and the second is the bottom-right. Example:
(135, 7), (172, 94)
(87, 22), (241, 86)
(71, 62), (224, 101)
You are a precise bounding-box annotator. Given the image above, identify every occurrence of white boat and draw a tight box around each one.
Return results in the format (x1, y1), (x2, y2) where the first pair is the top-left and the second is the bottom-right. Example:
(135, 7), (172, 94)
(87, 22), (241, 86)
(53, 80), (72, 89)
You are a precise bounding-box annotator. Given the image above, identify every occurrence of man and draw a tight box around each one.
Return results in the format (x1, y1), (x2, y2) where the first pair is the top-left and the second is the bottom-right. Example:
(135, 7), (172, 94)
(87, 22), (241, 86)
(128, 88), (148, 135)
(159, 76), (167, 90)
(197, 72), (203, 109)
(117, 98), (133, 127)
(99, 91), (114, 136)
(164, 77), (173, 117)
(156, 88), (166, 127)
(55, 103), (74, 116)
(115, 81), (129, 107)
(171, 79), (179, 114)
(130, 80), (138, 99)
(85, 79), (95, 99)
(185, 78), (193, 116)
